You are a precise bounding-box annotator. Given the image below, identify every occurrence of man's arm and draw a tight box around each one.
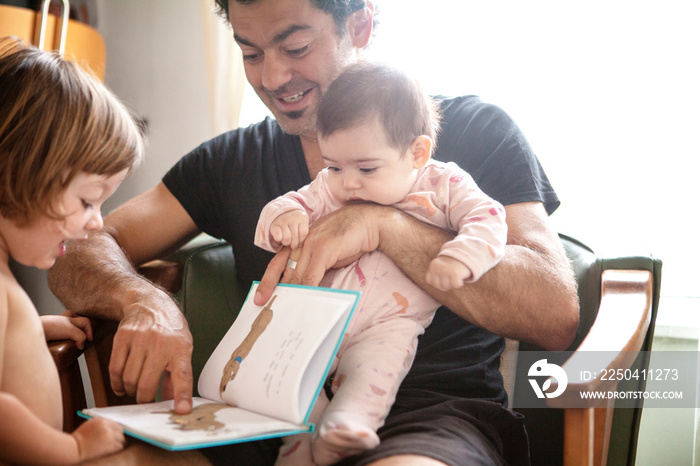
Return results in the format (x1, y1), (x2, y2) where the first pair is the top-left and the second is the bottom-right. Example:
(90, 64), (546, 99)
(257, 201), (578, 351)
(48, 182), (200, 413)
(383, 201), (579, 350)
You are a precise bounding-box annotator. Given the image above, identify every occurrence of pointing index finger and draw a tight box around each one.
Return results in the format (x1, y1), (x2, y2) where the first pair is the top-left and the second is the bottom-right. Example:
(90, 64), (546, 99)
(255, 248), (291, 305)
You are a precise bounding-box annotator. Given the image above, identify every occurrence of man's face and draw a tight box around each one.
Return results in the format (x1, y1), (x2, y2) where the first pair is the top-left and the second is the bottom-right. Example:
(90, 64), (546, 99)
(229, 0), (360, 136)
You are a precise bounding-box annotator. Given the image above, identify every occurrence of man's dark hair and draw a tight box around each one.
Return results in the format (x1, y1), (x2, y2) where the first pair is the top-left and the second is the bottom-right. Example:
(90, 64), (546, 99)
(213, 0), (374, 32)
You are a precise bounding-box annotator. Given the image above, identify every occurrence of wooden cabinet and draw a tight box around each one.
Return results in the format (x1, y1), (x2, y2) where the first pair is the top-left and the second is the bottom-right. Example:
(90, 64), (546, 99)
(0, 2), (105, 80)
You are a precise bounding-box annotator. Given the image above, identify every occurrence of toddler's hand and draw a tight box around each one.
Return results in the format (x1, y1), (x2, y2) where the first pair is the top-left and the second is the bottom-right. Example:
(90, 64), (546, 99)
(270, 211), (309, 250)
(41, 310), (93, 350)
(72, 418), (125, 462)
(426, 256), (473, 291)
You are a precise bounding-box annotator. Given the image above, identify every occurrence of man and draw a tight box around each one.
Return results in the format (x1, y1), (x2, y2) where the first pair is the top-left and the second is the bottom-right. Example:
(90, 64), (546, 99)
(49, 1), (579, 464)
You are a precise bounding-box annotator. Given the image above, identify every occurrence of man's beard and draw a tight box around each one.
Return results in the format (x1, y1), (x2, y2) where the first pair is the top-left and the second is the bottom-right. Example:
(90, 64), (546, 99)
(284, 110), (305, 120)
(276, 107), (317, 136)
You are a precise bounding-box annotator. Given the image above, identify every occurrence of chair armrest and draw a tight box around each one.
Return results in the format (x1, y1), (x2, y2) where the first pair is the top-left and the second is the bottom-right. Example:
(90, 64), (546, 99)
(545, 269), (653, 466)
(49, 339), (83, 372)
(49, 338), (87, 432)
(138, 259), (184, 294)
(547, 269), (653, 409)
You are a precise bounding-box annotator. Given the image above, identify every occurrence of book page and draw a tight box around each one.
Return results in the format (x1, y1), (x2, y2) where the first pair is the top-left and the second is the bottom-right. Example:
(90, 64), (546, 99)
(197, 283), (358, 424)
(82, 398), (308, 450)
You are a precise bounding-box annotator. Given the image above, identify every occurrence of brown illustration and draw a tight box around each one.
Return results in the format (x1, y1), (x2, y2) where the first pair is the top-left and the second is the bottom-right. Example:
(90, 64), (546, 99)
(157, 403), (229, 432)
(219, 295), (276, 395)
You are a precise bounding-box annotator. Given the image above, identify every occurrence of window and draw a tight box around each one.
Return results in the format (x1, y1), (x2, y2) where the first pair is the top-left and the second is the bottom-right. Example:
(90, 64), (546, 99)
(376, 1), (699, 305)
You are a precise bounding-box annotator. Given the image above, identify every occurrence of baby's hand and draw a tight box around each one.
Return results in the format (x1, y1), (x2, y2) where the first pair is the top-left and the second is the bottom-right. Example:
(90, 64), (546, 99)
(426, 256), (473, 291)
(71, 418), (125, 462)
(41, 310), (93, 350)
(270, 211), (309, 250)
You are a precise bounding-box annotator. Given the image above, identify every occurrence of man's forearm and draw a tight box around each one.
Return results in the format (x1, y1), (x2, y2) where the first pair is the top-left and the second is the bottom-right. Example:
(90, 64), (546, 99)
(47, 230), (176, 321)
(377, 204), (579, 351)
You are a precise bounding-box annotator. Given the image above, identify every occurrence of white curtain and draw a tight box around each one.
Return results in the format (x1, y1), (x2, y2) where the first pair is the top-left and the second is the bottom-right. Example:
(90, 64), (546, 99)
(199, 0), (246, 134)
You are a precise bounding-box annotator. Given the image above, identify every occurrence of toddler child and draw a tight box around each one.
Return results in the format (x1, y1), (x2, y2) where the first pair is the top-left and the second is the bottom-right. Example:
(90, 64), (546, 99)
(255, 62), (508, 465)
(0, 38), (143, 464)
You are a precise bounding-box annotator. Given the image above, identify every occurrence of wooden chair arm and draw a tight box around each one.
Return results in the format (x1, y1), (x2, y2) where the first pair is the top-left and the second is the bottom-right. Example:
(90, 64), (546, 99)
(547, 269), (653, 408)
(49, 338), (87, 432)
(546, 269), (653, 466)
(137, 259), (184, 294)
(49, 320), (132, 431)
(49, 339), (83, 372)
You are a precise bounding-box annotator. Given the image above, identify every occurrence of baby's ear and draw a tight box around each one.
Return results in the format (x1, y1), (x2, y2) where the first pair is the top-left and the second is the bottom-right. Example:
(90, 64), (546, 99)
(410, 135), (433, 169)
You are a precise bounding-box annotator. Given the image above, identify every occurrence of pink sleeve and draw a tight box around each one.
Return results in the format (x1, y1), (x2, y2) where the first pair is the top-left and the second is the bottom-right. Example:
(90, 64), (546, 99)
(254, 171), (337, 252)
(438, 164), (508, 282)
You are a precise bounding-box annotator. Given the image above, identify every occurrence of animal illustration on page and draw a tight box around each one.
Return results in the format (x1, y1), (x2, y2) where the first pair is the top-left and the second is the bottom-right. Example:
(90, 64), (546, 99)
(157, 403), (230, 432)
(219, 295), (276, 395)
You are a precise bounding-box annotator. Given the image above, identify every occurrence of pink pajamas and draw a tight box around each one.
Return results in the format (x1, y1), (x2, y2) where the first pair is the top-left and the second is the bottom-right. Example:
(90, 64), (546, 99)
(256, 161), (507, 465)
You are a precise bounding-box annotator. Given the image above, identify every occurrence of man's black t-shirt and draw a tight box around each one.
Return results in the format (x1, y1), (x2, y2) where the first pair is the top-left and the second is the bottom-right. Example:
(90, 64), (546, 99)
(163, 95), (559, 412)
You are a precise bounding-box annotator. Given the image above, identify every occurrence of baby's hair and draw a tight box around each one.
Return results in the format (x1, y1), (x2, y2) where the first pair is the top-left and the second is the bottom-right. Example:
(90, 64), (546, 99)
(317, 62), (441, 155)
(0, 38), (144, 225)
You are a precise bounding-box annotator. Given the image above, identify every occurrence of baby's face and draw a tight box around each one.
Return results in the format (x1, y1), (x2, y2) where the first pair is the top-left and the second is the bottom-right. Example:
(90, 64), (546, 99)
(319, 121), (418, 206)
(7, 170), (128, 269)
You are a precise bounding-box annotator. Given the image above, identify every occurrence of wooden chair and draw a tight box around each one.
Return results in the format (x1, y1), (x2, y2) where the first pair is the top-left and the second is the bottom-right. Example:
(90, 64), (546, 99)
(48, 234), (661, 465)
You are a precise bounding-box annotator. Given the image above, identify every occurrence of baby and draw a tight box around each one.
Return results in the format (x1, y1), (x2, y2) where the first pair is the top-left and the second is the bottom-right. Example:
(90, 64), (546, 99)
(255, 62), (507, 465)
(0, 39), (143, 464)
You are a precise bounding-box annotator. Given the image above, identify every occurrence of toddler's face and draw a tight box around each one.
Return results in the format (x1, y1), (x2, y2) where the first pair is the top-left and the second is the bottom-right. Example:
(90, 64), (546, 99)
(319, 121), (418, 206)
(8, 170), (128, 269)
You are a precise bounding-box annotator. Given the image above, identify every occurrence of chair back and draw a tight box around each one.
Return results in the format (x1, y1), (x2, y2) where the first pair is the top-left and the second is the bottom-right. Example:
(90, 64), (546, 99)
(175, 240), (245, 395)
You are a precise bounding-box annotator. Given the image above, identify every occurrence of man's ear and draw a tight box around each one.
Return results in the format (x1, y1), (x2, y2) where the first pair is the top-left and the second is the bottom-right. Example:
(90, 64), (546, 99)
(410, 135), (433, 169)
(347, 2), (374, 49)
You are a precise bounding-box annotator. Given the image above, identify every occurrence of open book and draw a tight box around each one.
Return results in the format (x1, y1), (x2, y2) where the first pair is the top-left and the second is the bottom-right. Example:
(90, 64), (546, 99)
(80, 282), (360, 451)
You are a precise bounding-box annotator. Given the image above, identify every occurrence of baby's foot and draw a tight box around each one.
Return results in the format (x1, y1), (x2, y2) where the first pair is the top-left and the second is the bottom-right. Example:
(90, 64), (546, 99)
(312, 414), (380, 465)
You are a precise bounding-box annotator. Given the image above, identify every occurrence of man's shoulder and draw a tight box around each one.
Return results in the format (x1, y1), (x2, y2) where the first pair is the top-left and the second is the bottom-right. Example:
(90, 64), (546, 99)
(432, 95), (516, 162)
(434, 95), (507, 123)
(203, 117), (286, 149)
(182, 117), (294, 171)
(434, 94), (482, 108)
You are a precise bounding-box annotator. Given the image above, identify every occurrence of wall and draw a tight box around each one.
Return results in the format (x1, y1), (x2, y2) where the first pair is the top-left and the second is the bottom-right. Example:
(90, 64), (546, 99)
(96, 0), (215, 212)
(636, 326), (699, 465)
(18, 0), (221, 315)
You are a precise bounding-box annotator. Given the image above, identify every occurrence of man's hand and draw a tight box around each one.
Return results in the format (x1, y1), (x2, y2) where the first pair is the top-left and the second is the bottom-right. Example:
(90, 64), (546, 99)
(109, 301), (194, 414)
(255, 203), (386, 305)
(47, 184), (203, 413)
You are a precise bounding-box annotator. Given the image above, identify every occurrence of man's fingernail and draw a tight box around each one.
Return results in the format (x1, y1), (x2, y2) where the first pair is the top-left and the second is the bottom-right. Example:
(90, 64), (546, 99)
(176, 399), (191, 412)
